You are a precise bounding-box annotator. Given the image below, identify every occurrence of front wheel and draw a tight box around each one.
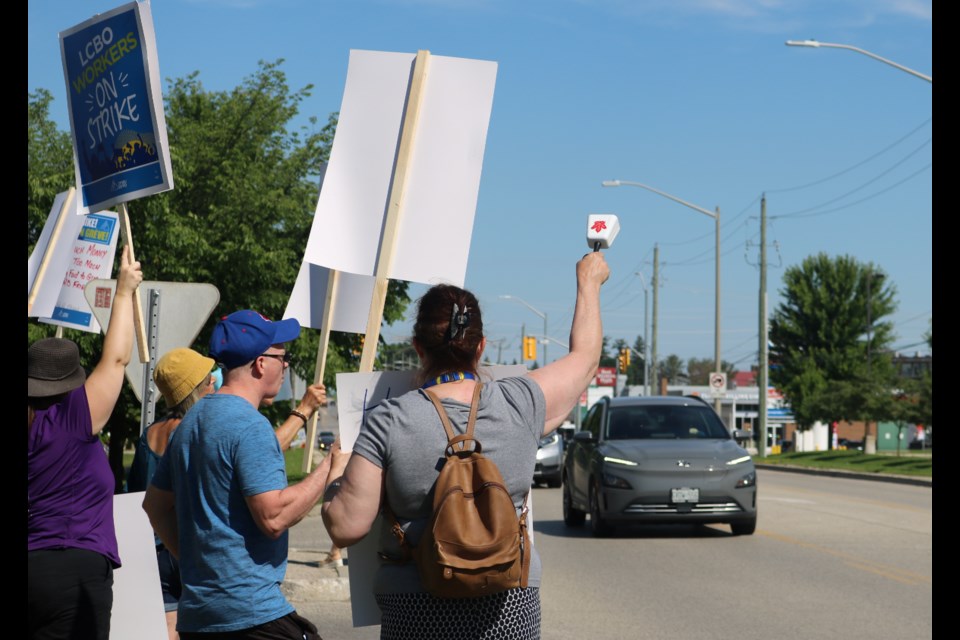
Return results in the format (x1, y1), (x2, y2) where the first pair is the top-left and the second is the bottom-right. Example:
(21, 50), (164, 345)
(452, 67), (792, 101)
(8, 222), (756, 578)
(589, 482), (613, 537)
(562, 478), (586, 526)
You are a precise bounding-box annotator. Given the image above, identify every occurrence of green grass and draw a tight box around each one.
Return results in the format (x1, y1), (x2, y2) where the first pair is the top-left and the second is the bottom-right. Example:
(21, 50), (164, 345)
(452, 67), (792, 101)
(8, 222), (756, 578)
(122, 446), (319, 485)
(755, 449), (932, 478)
(129, 447), (931, 483)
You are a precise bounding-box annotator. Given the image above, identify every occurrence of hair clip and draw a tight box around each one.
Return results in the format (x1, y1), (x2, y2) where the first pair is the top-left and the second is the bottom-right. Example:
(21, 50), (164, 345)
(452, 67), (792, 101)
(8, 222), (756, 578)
(448, 304), (470, 341)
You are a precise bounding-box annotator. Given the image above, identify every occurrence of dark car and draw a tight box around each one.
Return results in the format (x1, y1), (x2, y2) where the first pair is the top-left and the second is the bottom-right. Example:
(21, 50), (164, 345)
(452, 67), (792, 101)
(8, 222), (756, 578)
(562, 395), (757, 537)
(317, 431), (336, 451)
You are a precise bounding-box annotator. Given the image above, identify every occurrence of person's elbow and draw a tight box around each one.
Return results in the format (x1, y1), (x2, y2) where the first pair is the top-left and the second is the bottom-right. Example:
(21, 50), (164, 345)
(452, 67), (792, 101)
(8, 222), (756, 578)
(322, 506), (366, 548)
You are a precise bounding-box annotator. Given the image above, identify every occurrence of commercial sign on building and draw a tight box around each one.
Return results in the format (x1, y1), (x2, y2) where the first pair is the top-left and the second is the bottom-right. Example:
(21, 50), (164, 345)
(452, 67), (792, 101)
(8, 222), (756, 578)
(596, 366), (617, 387)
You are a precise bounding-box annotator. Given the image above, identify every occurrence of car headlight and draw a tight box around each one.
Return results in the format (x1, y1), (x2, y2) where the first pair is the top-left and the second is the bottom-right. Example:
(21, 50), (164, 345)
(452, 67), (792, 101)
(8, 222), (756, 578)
(735, 471), (756, 488)
(539, 432), (560, 448)
(602, 471), (632, 489)
(726, 455), (751, 466)
(603, 456), (638, 467)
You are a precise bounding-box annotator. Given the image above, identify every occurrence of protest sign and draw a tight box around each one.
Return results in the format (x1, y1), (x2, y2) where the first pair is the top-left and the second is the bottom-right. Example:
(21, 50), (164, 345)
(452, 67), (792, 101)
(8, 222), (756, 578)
(39, 211), (120, 333)
(59, 0), (173, 213)
(28, 189), (87, 318)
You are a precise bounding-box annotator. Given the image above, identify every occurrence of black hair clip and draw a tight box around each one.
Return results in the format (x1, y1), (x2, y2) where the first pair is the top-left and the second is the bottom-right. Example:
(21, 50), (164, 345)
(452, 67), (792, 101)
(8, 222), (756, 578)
(448, 304), (470, 341)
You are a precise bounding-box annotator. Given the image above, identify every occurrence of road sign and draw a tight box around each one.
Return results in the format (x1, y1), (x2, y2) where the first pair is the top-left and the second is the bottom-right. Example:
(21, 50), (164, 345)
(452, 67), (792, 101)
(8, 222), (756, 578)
(85, 280), (220, 403)
(709, 372), (727, 397)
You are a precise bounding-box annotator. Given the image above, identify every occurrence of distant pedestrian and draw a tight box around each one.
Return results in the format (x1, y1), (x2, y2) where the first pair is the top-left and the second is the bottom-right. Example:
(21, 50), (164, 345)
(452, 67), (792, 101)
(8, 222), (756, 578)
(28, 245), (143, 640)
(143, 310), (333, 639)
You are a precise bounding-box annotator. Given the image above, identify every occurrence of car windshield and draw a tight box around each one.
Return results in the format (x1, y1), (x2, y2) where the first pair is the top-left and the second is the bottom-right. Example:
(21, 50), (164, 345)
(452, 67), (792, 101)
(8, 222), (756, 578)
(605, 405), (730, 440)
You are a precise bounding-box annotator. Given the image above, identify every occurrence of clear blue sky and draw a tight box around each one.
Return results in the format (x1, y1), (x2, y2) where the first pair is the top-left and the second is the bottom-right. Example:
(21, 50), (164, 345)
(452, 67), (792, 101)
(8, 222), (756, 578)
(29, 0), (932, 370)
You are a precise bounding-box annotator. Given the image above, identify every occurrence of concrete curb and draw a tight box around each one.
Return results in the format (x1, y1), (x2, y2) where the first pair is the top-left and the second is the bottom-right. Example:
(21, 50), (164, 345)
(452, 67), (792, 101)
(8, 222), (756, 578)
(755, 463), (932, 488)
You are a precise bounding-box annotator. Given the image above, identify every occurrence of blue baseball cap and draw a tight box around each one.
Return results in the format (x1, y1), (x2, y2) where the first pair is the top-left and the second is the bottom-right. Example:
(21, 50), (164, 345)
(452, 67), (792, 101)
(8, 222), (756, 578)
(209, 310), (301, 369)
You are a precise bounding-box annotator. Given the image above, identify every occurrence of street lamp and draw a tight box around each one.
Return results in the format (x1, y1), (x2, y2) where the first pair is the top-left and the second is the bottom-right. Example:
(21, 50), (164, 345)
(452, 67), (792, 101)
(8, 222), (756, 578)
(785, 40), (932, 83)
(500, 295), (548, 368)
(603, 179), (722, 413)
(634, 271), (651, 397)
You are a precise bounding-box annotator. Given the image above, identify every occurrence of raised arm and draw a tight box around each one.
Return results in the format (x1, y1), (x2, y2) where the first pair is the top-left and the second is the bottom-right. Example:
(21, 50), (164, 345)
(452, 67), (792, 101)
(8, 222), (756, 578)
(275, 382), (327, 452)
(529, 251), (609, 434)
(85, 244), (143, 434)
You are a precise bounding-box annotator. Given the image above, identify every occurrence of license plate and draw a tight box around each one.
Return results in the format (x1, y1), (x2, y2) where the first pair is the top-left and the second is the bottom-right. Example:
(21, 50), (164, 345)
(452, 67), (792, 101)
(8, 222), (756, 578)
(671, 487), (699, 503)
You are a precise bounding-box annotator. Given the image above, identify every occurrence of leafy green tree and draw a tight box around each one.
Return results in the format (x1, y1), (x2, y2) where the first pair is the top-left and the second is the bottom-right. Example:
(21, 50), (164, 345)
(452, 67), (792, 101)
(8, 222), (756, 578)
(627, 335), (647, 386)
(659, 354), (686, 385)
(769, 253), (896, 442)
(28, 60), (411, 486)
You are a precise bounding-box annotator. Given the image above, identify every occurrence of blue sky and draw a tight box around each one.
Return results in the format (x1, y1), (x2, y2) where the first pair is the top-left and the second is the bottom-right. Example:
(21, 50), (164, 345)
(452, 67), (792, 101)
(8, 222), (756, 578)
(28, 0), (932, 370)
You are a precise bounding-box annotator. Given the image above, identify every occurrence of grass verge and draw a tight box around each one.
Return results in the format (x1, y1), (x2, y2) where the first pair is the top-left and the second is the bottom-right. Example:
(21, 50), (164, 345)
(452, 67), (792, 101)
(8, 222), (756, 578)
(755, 449), (932, 478)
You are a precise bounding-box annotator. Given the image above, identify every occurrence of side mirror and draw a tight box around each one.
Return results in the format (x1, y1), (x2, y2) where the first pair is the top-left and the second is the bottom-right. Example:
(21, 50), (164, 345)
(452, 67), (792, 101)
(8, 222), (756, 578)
(732, 429), (751, 441)
(573, 430), (595, 443)
(558, 424), (576, 443)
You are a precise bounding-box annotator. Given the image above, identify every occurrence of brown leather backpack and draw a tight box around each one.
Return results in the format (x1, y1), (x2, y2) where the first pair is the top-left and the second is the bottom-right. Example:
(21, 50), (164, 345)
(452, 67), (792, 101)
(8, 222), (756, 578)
(385, 382), (531, 598)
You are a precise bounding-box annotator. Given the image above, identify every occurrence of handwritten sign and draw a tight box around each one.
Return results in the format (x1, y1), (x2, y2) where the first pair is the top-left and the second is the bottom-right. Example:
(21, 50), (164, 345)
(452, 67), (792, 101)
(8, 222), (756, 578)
(59, 0), (173, 213)
(40, 211), (120, 333)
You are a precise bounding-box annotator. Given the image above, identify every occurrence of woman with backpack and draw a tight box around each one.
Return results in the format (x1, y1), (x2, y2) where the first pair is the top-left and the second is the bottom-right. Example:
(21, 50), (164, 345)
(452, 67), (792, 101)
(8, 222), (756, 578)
(321, 251), (609, 639)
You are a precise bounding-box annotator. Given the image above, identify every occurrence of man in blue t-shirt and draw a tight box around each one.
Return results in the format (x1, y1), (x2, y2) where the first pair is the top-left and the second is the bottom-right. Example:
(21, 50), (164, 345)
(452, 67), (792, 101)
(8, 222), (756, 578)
(144, 310), (334, 639)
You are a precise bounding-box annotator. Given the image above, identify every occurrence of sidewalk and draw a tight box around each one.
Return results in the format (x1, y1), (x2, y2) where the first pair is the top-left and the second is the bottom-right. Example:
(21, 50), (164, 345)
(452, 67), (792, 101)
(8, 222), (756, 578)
(282, 504), (351, 604)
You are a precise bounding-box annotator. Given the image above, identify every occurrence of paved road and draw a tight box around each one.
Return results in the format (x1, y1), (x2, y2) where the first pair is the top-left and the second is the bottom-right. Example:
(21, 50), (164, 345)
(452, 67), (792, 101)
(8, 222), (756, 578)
(285, 467), (931, 639)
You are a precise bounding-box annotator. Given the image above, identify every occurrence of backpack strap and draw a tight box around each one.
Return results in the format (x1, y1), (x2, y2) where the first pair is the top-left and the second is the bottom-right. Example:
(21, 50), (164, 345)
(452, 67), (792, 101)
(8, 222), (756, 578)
(383, 381), (484, 559)
(424, 381), (483, 454)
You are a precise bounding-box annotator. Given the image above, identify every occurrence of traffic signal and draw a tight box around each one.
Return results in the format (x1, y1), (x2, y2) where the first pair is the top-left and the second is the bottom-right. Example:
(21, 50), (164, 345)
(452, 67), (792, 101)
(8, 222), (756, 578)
(618, 347), (630, 373)
(523, 336), (537, 361)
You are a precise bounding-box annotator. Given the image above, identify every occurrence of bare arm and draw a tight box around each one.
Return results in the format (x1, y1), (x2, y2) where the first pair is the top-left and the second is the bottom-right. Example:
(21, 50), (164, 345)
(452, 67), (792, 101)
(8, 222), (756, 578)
(275, 383), (327, 452)
(321, 442), (385, 547)
(244, 450), (334, 539)
(529, 252), (609, 434)
(84, 244), (143, 434)
(142, 485), (179, 559)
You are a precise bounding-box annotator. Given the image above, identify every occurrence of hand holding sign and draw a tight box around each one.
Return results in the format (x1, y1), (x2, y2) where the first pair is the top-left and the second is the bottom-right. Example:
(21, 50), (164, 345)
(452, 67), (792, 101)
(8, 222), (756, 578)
(587, 214), (620, 251)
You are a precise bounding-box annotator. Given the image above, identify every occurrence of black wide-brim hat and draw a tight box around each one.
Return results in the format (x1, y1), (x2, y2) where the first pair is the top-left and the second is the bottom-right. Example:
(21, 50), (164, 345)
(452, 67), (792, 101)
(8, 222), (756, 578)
(28, 337), (87, 398)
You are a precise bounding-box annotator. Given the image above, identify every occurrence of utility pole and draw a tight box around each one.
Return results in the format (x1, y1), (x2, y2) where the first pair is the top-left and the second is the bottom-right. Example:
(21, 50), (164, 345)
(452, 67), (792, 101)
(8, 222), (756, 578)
(864, 268), (881, 454)
(757, 195), (768, 459)
(651, 243), (659, 395)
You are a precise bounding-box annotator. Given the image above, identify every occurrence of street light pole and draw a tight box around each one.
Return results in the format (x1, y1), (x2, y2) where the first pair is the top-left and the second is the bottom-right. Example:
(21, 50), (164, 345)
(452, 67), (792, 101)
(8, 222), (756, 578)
(785, 40), (931, 83)
(603, 179), (722, 412)
(500, 295), (548, 368)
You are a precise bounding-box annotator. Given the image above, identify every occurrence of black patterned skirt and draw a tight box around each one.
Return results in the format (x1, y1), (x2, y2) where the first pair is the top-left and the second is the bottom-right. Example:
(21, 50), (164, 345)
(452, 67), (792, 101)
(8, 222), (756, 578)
(376, 587), (541, 640)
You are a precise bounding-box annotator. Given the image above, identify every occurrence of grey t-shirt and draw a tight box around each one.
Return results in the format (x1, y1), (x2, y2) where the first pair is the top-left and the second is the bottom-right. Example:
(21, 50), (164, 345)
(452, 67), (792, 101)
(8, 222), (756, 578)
(352, 375), (546, 593)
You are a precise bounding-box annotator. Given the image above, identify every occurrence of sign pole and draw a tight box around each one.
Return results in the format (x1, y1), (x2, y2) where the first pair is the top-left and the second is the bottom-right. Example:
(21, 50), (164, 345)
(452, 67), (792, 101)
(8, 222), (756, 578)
(117, 202), (149, 363)
(302, 269), (339, 473)
(358, 49), (432, 372)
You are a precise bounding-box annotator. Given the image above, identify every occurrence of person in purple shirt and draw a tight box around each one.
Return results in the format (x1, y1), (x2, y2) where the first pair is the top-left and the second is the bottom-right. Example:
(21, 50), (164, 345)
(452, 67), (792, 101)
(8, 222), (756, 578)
(28, 244), (143, 640)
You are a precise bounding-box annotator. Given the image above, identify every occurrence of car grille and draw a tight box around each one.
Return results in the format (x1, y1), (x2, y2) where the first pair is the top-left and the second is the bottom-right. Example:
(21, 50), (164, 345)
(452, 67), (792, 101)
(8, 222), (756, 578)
(624, 500), (743, 515)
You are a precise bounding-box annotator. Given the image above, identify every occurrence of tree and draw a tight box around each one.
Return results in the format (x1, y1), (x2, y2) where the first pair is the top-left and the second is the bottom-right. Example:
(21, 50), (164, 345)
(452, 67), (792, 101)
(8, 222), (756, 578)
(686, 357), (735, 386)
(659, 354), (686, 385)
(28, 60), (412, 486)
(768, 253), (897, 441)
(627, 335), (646, 386)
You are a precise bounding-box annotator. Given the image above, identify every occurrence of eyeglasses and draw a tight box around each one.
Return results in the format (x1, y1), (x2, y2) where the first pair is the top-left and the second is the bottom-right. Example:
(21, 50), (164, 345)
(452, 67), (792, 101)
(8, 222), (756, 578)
(259, 352), (291, 365)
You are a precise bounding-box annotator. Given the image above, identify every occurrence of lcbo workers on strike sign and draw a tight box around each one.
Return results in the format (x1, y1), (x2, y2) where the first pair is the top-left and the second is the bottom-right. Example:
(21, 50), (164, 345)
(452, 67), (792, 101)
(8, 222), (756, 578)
(59, 0), (173, 214)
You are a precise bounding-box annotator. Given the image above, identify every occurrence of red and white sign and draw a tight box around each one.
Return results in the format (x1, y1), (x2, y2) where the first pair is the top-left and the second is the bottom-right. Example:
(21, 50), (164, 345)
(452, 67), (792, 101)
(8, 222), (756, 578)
(596, 366), (617, 387)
